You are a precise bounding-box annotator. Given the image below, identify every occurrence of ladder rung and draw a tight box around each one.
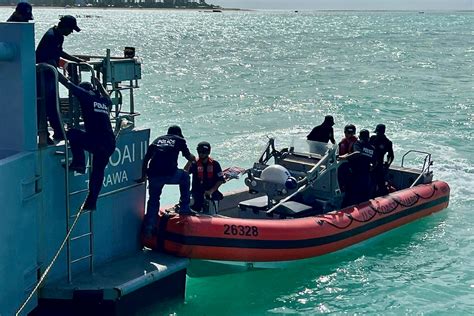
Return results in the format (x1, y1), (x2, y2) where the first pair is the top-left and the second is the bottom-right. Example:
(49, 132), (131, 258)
(71, 232), (92, 241)
(71, 254), (92, 264)
(69, 209), (92, 218)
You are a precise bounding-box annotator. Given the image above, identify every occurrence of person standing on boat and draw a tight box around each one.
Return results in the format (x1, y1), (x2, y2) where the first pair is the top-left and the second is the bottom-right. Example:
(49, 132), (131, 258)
(6, 2), (33, 22)
(186, 141), (225, 213)
(338, 124), (358, 155)
(57, 73), (116, 211)
(340, 129), (375, 207)
(138, 126), (196, 237)
(370, 124), (394, 197)
(307, 115), (336, 144)
(36, 15), (85, 143)
(338, 124), (358, 193)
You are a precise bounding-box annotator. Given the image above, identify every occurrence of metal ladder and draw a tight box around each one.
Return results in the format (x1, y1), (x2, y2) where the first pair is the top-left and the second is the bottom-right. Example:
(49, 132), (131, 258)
(67, 162), (95, 282)
(36, 63), (95, 283)
(65, 63), (97, 282)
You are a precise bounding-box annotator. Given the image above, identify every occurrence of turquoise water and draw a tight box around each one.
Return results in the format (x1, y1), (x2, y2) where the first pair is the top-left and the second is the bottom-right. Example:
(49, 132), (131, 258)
(2, 8), (473, 314)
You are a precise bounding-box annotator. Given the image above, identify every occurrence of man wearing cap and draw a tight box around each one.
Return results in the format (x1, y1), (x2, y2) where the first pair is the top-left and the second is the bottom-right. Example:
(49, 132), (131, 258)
(138, 126), (196, 237)
(307, 115), (336, 144)
(187, 141), (225, 213)
(57, 73), (116, 211)
(338, 124), (358, 156)
(370, 124), (394, 196)
(337, 124), (358, 193)
(339, 129), (375, 206)
(36, 15), (85, 143)
(7, 2), (33, 22)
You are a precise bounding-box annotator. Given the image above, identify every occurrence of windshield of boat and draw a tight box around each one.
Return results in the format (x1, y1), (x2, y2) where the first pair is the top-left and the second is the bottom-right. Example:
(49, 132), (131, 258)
(281, 138), (335, 156)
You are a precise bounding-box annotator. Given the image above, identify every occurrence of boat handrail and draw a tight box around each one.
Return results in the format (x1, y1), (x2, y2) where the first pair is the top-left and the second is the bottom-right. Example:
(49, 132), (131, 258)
(36, 63), (67, 147)
(36, 63), (79, 282)
(257, 137), (279, 164)
(409, 159), (433, 188)
(305, 145), (337, 183)
(401, 150), (432, 173)
(266, 146), (337, 215)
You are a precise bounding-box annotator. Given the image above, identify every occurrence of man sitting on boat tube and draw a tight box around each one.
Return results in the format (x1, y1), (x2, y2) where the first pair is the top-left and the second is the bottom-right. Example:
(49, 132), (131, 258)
(138, 126), (196, 237)
(186, 141), (225, 214)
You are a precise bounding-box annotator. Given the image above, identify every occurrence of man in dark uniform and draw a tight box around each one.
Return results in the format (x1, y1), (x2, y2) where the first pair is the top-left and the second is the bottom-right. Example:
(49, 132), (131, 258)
(36, 15), (84, 142)
(370, 124), (394, 197)
(306, 115), (336, 144)
(138, 126), (196, 236)
(58, 74), (116, 211)
(340, 129), (375, 207)
(187, 142), (225, 213)
(7, 2), (33, 22)
(307, 115), (336, 144)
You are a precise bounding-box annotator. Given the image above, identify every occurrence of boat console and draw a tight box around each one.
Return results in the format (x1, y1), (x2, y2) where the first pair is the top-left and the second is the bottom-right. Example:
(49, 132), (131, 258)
(240, 138), (344, 217)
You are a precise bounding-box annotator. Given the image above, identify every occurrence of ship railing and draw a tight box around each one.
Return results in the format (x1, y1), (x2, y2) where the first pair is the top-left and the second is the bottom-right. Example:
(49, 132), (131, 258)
(75, 48), (142, 134)
(401, 150), (433, 188)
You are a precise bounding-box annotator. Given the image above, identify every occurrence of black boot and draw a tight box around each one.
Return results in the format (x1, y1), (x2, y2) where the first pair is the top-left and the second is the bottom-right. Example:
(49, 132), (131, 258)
(81, 195), (97, 211)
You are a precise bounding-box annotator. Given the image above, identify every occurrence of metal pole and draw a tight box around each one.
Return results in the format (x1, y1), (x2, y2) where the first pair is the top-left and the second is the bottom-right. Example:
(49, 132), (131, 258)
(37, 63), (72, 282)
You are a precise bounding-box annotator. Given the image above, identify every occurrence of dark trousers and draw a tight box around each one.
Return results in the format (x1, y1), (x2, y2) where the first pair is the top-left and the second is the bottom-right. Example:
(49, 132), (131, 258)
(144, 169), (191, 230)
(191, 190), (223, 212)
(37, 71), (63, 139)
(343, 173), (372, 207)
(373, 164), (389, 197)
(67, 129), (115, 207)
(338, 163), (351, 192)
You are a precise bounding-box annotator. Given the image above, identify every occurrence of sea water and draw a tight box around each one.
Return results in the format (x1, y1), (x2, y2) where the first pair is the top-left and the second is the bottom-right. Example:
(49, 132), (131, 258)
(1, 8), (472, 315)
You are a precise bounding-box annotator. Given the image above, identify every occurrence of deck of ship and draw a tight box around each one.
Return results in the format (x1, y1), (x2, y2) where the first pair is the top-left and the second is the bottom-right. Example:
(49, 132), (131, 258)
(33, 250), (188, 315)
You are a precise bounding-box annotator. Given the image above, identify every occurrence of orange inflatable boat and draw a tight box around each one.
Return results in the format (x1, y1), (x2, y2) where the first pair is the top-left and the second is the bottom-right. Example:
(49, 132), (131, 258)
(143, 139), (450, 265)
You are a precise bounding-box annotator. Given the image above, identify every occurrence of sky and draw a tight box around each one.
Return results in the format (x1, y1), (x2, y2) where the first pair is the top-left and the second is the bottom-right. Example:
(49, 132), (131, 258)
(211, 0), (473, 10)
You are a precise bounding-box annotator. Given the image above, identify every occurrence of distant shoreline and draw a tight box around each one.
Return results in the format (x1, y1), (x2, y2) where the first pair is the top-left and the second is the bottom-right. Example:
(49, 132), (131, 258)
(1, 5), (471, 12)
(0, 4), (250, 12)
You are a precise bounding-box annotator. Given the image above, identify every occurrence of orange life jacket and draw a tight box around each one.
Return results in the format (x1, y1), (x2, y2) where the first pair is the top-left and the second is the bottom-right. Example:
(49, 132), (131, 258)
(197, 157), (214, 181)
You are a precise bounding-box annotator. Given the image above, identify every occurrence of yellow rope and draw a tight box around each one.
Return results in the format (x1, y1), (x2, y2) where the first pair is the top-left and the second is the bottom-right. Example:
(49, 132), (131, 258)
(15, 208), (84, 316)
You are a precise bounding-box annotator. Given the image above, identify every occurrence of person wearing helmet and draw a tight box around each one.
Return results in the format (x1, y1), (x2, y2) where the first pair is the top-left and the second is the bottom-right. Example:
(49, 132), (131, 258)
(138, 126), (196, 237)
(187, 141), (225, 213)
(7, 2), (33, 22)
(370, 124), (394, 196)
(307, 115), (336, 144)
(57, 73), (116, 211)
(36, 15), (85, 143)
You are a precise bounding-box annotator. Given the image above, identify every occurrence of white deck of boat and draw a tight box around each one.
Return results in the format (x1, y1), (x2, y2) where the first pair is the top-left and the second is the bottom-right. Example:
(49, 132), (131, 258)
(40, 250), (189, 300)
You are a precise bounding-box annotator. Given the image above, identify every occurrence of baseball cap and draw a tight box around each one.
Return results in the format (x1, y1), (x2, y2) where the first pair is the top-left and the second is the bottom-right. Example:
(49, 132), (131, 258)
(79, 81), (93, 91)
(167, 125), (184, 138)
(59, 15), (80, 32)
(344, 124), (356, 134)
(324, 115), (335, 126)
(374, 124), (386, 134)
(16, 2), (33, 20)
(197, 141), (211, 153)
(359, 129), (370, 140)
